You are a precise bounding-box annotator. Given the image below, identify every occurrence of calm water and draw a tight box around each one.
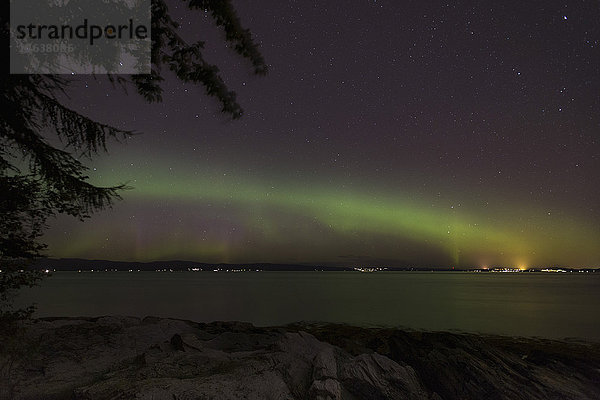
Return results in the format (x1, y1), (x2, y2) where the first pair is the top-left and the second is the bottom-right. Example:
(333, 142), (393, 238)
(16, 271), (600, 341)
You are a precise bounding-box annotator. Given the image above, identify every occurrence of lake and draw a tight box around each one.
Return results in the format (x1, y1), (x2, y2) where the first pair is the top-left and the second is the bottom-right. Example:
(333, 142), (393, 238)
(16, 271), (600, 341)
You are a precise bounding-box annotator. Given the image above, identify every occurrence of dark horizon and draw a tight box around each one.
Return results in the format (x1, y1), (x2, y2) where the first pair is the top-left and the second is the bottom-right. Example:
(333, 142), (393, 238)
(33, 257), (600, 271)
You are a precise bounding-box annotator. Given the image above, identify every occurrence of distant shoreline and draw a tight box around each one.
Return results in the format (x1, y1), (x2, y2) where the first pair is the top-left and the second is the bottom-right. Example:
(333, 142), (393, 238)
(30, 257), (599, 273)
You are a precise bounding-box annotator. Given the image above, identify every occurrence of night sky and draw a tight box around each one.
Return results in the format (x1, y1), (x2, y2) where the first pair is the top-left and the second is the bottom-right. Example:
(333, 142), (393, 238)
(44, 0), (600, 268)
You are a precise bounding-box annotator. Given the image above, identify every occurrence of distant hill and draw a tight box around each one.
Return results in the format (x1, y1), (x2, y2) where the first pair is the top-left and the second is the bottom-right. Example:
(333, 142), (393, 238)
(32, 258), (352, 272)
(30, 258), (597, 272)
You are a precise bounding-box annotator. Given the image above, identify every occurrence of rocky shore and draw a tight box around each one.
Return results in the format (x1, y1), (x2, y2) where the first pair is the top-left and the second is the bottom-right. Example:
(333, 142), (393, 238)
(1, 316), (599, 399)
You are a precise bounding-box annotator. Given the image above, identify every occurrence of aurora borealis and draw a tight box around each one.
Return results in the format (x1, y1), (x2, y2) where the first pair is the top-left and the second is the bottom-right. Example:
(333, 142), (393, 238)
(44, 0), (600, 268)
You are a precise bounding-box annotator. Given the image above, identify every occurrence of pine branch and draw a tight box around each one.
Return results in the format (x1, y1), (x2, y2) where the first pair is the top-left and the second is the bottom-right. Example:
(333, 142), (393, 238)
(36, 91), (134, 157)
(188, 0), (268, 75)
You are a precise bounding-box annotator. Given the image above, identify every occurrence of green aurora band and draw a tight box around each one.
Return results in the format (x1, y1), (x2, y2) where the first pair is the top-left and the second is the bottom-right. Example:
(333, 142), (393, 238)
(45, 165), (600, 268)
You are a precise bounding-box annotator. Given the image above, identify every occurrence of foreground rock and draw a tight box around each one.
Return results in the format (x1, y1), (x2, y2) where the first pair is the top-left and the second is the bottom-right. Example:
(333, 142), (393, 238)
(0, 317), (598, 399)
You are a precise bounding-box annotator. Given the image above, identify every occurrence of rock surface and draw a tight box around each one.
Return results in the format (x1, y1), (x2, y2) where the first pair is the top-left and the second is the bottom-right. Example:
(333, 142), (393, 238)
(1, 316), (599, 399)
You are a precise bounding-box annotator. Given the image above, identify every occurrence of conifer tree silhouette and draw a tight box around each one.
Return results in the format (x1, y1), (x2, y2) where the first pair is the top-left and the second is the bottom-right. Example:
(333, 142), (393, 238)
(0, 0), (267, 319)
